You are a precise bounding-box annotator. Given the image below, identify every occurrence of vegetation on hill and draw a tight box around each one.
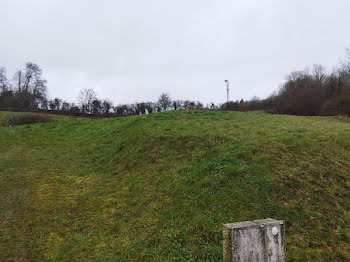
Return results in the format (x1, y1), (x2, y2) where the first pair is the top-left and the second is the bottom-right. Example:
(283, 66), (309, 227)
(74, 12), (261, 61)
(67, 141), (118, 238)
(0, 110), (349, 261)
(0, 111), (71, 127)
(222, 49), (350, 116)
(2, 47), (350, 118)
(0, 63), (211, 116)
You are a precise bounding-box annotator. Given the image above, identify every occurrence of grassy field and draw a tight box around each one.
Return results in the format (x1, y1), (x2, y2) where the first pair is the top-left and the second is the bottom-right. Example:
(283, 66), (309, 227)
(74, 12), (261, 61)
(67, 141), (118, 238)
(0, 110), (349, 261)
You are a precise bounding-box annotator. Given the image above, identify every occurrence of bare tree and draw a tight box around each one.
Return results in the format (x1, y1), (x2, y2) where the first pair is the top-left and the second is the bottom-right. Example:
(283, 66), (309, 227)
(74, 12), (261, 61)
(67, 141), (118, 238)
(13, 70), (23, 92)
(339, 47), (350, 87)
(286, 70), (306, 82)
(115, 104), (128, 116)
(173, 100), (184, 110)
(312, 64), (327, 86)
(61, 101), (70, 112)
(0, 67), (9, 93)
(183, 100), (191, 110)
(11, 63), (47, 107)
(101, 99), (113, 114)
(49, 100), (57, 111)
(158, 92), (172, 111)
(53, 97), (62, 111)
(145, 102), (155, 114)
(23, 63), (39, 92)
(78, 88), (97, 114)
(39, 98), (49, 110)
(92, 99), (102, 115)
(343, 47), (350, 71)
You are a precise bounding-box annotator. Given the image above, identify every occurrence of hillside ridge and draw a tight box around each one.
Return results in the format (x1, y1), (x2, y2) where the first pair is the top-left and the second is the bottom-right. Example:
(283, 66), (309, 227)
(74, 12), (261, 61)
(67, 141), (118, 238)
(0, 111), (349, 261)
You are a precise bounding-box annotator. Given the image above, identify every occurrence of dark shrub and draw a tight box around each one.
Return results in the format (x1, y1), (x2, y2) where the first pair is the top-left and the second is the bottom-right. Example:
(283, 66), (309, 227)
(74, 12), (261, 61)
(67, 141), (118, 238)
(272, 75), (326, 116)
(3, 114), (55, 126)
(68, 106), (80, 116)
(321, 94), (350, 116)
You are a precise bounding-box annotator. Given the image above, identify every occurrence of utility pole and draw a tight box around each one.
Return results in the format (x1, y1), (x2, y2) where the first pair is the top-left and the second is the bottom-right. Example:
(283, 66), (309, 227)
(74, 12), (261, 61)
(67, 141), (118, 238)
(224, 80), (230, 103)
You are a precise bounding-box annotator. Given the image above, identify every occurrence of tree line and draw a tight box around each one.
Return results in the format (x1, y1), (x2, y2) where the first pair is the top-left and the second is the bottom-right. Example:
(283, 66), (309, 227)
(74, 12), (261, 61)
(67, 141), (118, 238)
(273, 48), (350, 116)
(0, 64), (217, 116)
(268, 56), (350, 116)
(0, 63), (47, 110)
(2, 47), (350, 117)
(220, 47), (350, 116)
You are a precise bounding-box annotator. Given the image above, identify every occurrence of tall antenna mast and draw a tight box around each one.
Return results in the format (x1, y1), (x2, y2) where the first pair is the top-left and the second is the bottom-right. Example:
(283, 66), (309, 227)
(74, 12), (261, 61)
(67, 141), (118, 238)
(224, 80), (230, 102)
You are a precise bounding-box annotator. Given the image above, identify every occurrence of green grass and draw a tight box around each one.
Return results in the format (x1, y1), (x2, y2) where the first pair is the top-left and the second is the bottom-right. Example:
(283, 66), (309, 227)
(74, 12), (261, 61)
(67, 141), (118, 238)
(0, 110), (349, 261)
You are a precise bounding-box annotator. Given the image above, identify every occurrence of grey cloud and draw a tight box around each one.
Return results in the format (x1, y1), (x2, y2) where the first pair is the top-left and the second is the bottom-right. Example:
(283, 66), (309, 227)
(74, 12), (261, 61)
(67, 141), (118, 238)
(1, 0), (350, 104)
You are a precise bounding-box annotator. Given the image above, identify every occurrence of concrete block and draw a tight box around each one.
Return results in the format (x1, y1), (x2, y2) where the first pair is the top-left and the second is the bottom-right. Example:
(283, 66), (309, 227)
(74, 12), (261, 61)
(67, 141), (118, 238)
(223, 218), (285, 262)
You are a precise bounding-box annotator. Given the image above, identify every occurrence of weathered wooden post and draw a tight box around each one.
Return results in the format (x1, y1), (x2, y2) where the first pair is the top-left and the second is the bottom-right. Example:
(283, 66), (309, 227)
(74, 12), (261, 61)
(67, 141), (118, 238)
(223, 218), (285, 262)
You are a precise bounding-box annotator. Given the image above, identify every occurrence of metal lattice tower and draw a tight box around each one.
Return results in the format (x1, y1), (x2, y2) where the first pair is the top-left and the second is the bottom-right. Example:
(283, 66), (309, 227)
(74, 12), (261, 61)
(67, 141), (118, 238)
(224, 80), (230, 102)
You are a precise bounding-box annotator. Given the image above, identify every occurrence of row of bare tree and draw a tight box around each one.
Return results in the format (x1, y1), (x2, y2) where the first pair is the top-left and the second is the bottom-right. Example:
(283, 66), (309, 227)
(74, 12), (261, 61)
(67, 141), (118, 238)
(0, 63), (47, 109)
(76, 89), (216, 116)
(265, 49), (350, 116)
(220, 48), (350, 116)
(0, 65), (217, 116)
(2, 47), (350, 117)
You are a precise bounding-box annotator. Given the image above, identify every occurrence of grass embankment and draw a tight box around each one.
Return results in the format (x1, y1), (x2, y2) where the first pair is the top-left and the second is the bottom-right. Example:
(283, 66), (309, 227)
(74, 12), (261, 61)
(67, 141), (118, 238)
(0, 110), (349, 261)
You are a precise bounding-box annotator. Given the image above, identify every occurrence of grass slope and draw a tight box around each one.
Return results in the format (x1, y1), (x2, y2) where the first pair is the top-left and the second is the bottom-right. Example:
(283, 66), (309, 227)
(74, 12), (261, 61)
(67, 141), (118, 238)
(0, 111), (349, 261)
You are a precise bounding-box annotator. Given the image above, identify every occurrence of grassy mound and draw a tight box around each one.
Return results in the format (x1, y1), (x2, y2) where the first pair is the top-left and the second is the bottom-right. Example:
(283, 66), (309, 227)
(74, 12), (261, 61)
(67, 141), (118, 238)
(0, 111), (349, 261)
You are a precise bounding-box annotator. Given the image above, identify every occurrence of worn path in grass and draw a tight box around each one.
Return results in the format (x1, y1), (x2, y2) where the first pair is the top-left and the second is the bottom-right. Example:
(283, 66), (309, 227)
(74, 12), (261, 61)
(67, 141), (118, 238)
(0, 111), (349, 261)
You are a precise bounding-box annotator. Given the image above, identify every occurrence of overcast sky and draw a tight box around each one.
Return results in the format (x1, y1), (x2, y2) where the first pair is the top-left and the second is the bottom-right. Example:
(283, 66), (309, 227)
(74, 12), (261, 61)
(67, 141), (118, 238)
(1, 0), (350, 104)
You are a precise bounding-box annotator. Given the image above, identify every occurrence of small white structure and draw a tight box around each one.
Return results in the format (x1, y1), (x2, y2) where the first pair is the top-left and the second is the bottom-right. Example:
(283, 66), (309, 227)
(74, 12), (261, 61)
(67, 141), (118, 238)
(223, 218), (285, 262)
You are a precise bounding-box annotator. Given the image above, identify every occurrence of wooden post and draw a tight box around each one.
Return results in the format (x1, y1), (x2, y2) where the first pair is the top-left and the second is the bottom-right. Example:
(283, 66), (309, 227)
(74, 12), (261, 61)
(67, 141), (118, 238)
(223, 218), (285, 262)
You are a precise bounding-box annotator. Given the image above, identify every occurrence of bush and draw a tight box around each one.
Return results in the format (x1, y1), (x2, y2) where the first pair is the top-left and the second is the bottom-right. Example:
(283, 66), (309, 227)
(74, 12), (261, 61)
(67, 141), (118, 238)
(271, 76), (326, 116)
(321, 94), (350, 116)
(2, 114), (55, 127)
